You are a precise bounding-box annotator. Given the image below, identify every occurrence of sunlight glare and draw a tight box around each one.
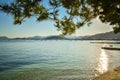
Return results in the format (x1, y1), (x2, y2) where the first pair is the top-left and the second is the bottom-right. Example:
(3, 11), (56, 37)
(97, 49), (108, 74)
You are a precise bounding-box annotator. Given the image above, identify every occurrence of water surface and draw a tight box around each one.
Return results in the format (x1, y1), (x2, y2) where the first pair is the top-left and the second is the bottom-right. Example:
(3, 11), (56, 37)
(0, 40), (120, 80)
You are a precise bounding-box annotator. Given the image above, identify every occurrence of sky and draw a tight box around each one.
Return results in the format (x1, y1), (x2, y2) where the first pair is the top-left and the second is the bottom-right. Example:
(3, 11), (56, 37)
(0, 0), (113, 38)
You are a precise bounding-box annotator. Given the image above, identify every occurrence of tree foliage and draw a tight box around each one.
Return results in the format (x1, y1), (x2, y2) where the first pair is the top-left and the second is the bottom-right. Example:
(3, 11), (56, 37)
(0, 0), (120, 35)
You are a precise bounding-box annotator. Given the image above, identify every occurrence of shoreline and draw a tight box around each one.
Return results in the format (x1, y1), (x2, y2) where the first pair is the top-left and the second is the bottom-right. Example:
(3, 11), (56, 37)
(93, 66), (120, 80)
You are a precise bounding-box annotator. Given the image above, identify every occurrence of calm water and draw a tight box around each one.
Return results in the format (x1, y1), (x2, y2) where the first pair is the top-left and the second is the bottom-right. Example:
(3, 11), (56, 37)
(0, 40), (120, 80)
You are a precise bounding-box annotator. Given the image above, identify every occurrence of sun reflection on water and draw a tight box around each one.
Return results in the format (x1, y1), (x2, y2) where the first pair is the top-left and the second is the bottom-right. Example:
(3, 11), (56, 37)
(97, 49), (108, 74)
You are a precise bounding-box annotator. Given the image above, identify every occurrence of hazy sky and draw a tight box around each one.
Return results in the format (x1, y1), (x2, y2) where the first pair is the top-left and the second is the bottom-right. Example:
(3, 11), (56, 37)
(0, 0), (113, 38)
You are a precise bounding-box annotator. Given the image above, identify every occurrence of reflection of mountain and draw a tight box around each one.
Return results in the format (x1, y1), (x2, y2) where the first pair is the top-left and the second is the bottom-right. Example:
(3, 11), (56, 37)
(76, 31), (120, 40)
(0, 31), (120, 40)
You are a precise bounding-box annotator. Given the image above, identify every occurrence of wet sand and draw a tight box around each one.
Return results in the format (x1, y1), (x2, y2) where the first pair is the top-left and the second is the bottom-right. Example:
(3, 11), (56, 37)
(93, 66), (120, 80)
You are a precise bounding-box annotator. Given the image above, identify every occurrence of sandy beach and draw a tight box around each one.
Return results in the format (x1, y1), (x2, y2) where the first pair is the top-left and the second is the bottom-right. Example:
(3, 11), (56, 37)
(93, 66), (120, 80)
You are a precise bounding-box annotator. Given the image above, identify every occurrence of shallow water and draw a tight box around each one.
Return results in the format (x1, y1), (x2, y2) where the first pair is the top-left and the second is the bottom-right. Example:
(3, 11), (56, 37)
(0, 40), (120, 80)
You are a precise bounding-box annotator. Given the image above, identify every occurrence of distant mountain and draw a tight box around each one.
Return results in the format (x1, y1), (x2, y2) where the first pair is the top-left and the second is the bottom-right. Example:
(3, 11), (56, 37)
(44, 36), (67, 40)
(0, 36), (9, 40)
(26, 36), (45, 40)
(0, 31), (120, 40)
(76, 31), (120, 40)
(12, 36), (46, 40)
(10, 35), (67, 40)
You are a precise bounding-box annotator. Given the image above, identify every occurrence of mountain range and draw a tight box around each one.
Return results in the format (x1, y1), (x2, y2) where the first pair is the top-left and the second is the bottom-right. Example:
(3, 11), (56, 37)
(75, 31), (120, 40)
(0, 31), (120, 40)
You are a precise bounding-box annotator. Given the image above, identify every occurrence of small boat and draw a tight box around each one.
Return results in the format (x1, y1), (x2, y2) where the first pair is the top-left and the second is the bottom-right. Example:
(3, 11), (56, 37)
(102, 47), (120, 50)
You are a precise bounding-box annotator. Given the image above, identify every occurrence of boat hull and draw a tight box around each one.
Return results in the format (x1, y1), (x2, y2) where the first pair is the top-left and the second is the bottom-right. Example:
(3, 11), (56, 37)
(102, 47), (120, 50)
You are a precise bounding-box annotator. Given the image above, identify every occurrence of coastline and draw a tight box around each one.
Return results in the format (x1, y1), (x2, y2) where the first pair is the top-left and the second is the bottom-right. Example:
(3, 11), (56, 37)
(93, 66), (120, 80)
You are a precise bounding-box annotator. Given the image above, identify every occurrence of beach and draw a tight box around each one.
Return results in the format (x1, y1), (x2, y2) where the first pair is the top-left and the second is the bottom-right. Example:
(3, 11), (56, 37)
(93, 66), (120, 80)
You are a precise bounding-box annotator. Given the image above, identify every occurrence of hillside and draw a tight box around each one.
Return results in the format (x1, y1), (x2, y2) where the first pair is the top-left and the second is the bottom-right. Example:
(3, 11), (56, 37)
(0, 36), (9, 40)
(76, 31), (120, 40)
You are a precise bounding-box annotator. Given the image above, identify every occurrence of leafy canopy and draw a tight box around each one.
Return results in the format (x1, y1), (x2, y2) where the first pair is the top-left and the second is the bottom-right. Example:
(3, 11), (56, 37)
(0, 0), (120, 35)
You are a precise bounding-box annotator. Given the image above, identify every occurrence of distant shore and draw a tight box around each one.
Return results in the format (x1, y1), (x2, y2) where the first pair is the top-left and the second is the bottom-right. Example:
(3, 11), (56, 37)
(93, 66), (120, 80)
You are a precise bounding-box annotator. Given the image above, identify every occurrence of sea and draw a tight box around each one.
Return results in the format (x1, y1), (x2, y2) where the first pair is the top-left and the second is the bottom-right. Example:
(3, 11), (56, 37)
(0, 40), (120, 80)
